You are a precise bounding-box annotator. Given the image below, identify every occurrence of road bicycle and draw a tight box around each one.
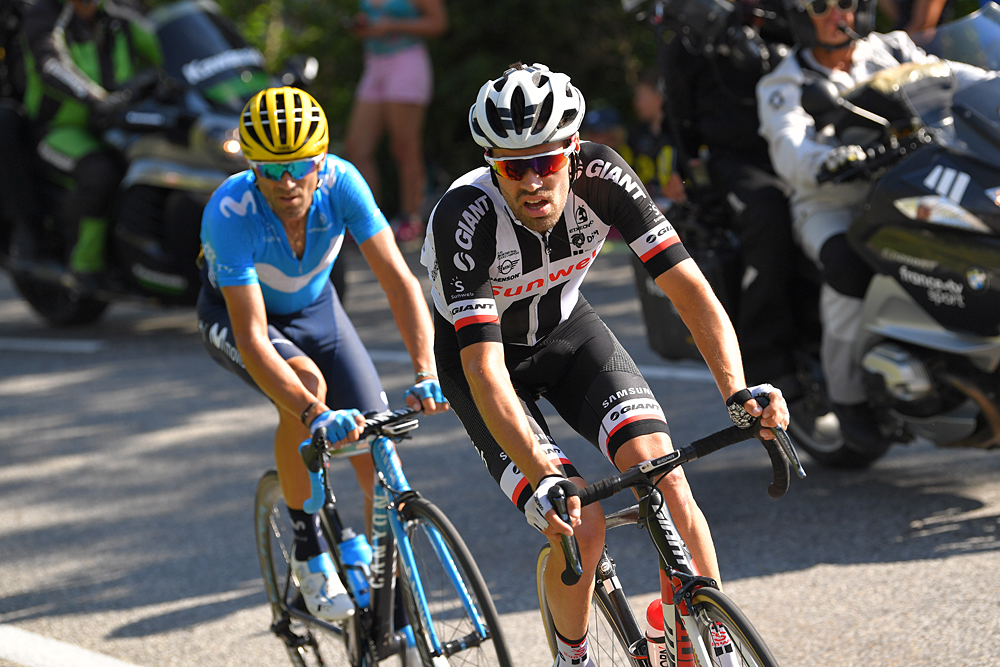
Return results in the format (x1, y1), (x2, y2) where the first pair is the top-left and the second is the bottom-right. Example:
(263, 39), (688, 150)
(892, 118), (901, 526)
(536, 415), (805, 667)
(255, 407), (512, 667)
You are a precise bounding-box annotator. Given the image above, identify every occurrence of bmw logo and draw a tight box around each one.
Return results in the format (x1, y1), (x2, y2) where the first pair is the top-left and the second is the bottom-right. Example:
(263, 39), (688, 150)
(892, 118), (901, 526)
(967, 268), (989, 291)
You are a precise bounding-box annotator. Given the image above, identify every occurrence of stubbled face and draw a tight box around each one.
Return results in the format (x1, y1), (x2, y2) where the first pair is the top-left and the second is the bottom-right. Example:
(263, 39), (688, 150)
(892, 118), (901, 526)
(254, 169), (319, 225)
(811, 6), (855, 47)
(492, 140), (572, 234)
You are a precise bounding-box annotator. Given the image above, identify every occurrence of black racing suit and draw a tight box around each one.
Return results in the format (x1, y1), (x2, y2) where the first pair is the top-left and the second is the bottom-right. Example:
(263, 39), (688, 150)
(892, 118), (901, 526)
(420, 141), (691, 511)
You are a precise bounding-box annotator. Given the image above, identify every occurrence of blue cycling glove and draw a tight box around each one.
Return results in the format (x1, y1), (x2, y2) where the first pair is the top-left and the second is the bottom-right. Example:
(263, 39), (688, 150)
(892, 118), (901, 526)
(405, 378), (448, 409)
(309, 409), (364, 442)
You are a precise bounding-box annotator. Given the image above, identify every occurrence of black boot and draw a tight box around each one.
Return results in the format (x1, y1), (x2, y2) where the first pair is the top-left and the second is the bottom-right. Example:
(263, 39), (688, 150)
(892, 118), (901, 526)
(832, 402), (888, 452)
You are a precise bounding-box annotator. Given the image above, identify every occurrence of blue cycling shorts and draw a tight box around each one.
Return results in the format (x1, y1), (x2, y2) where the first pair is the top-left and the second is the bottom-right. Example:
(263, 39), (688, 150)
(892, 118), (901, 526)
(196, 280), (389, 416)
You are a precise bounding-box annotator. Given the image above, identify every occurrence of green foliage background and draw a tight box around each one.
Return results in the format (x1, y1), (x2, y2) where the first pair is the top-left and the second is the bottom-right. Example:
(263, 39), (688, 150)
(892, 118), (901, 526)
(150, 0), (659, 215)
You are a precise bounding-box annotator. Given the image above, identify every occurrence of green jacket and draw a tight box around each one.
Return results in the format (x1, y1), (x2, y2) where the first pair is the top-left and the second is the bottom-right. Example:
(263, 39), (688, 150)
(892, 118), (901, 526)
(23, 0), (162, 133)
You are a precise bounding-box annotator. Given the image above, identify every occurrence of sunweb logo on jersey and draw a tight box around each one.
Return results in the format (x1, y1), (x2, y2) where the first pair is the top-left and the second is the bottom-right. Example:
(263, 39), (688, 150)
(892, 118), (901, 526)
(454, 252), (475, 271)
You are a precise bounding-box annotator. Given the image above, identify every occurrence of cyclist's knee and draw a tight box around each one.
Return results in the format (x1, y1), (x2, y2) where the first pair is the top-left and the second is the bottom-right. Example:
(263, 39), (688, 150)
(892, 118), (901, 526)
(613, 431), (673, 472)
(571, 501), (607, 567)
(287, 355), (327, 401)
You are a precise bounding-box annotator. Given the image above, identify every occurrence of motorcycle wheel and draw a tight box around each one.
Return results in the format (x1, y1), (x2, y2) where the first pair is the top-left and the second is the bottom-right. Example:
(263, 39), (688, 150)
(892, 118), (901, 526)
(787, 396), (890, 468)
(12, 272), (110, 327)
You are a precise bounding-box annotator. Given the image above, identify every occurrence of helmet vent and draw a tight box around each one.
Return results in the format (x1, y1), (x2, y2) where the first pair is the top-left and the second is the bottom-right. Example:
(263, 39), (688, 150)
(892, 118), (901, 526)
(510, 87), (526, 133)
(532, 94), (553, 135)
(276, 95), (289, 146)
(556, 108), (578, 130)
(485, 100), (508, 138)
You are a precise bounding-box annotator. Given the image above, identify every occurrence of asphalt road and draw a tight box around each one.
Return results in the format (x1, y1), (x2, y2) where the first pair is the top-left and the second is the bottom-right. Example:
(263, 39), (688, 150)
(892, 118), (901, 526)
(1, 243), (998, 667)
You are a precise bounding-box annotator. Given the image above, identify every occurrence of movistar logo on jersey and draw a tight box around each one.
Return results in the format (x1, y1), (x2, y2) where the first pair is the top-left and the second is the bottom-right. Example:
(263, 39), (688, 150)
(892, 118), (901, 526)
(220, 190), (258, 218)
(584, 159), (647, 201)
(455, 194), (491, 249)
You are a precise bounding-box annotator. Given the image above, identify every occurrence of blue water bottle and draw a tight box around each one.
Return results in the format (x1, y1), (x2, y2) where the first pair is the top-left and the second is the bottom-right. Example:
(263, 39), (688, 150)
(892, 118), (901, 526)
(339, 527), (372, 608)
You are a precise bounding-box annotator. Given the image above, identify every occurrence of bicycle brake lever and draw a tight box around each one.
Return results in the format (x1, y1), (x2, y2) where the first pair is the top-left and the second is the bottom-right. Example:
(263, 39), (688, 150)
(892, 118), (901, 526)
(550, 488), (583, 586)
(773, 426), (806, 478)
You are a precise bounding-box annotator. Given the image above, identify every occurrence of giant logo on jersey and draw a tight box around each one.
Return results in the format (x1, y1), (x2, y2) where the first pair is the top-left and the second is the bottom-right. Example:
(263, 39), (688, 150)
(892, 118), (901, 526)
(498, 439), (568, 507)
(219, 190), (258, 218)
(449, 297), (498, 329)
(584, 159), (647, 201)
(599, 397), (666, 458)
(454, 194), (491, 249)
(629, 221), (679, 262)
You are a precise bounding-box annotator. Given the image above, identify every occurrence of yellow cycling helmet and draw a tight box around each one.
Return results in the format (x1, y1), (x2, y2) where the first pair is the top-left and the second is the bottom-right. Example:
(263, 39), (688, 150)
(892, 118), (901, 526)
(239, 87), (329, 161)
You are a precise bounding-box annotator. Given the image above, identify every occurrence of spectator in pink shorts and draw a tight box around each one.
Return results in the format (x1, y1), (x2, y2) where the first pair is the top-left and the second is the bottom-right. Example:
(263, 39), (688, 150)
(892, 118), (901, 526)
(343, 0), (448, 248)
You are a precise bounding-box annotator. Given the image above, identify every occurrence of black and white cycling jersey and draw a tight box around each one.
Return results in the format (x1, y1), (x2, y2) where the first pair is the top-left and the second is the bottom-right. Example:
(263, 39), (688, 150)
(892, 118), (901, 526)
(420, 141), (690, 348)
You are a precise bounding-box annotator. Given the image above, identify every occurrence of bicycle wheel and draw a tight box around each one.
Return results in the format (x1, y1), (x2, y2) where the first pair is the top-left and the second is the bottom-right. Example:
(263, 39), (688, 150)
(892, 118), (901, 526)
(255, 471), (370, 667)
(536, 544), (641, 667)
(397, 496), (512, 667)
(688, 588), (779, 667)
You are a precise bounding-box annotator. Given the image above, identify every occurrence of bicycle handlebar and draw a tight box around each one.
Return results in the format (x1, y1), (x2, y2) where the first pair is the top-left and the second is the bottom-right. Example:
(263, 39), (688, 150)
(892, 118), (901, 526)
(550, 406), (806, 586)
(299, 407), (421, 514)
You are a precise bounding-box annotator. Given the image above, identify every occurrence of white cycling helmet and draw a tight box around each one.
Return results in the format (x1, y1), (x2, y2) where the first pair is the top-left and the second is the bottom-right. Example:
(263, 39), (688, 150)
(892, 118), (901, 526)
(469, 63), (586, 150)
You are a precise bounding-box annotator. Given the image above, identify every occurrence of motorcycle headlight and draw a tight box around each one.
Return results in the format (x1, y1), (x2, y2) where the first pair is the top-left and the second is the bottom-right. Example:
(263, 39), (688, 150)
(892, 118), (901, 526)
(893, 195), (991, 233)
(208, 126), (243, 158)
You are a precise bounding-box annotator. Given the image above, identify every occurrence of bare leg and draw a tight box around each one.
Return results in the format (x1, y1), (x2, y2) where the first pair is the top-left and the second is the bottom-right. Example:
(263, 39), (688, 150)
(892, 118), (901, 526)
(543, 476), (607, 641)
(344, 99), (387, 203)
(615, 432), (721, 586)
(385, 101), (427, 220)
(275, 356), (374, 531)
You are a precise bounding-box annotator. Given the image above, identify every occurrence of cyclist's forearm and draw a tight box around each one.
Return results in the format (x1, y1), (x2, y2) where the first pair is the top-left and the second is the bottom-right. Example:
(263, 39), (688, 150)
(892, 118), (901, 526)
(385, 273), (436, 376)
(655, 262), (746, 399)
(460, 344), (558, 485)
(238, 333), (321, 419)
(361, 229), (436, 376)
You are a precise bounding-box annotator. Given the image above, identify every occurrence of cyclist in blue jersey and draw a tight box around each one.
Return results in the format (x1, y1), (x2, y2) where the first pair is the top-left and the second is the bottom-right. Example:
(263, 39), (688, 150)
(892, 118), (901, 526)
(197, 87), (447, 622)
(421, 63), (789, 667)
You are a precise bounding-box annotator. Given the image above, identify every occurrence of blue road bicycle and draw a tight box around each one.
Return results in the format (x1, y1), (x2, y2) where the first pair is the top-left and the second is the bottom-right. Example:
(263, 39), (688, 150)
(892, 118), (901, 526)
(254, 408), (512, 667)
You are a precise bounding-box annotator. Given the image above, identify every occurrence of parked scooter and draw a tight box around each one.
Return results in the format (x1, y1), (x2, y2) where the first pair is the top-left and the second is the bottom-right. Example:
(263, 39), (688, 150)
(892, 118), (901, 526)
(0, 0), (320, 326)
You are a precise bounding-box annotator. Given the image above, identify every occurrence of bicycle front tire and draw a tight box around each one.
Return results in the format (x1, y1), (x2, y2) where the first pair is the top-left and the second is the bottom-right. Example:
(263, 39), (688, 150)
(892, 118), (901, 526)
(397, 496), (513, 667)
(689, 587), (779, 667)
(255, 471), (369, 667)
(536, 544), (642, 667)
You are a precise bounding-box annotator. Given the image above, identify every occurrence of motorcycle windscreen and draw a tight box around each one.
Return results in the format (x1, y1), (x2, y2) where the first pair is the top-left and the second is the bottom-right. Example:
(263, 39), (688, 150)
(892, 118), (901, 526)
(150, 0), (269, 112)
(914, 2), (1000, 70)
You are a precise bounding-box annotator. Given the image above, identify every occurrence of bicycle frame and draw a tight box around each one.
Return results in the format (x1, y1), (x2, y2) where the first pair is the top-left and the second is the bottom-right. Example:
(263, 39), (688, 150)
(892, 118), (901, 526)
(306, 428), (491, 663)
(554, 419), (804, 667)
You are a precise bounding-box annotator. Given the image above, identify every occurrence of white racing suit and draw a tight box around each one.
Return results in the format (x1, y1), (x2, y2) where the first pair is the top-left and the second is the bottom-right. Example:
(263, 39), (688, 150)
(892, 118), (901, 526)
(756, 32), (933, 405)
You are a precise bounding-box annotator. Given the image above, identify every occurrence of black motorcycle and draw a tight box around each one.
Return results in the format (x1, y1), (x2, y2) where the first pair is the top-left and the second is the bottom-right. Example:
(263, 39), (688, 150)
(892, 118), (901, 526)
(640, 6), (1000, 468)
(0, 0), (318, 326)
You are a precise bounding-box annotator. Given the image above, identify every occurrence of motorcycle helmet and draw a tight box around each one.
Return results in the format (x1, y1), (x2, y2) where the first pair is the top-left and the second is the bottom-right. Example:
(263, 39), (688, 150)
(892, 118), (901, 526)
(239, 86), (328, 161)
(783, 0), (876, 49)
(469, 63), (585, 150)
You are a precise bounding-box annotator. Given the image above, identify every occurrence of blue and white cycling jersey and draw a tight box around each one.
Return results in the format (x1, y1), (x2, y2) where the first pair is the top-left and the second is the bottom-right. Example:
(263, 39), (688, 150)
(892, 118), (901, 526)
(201, 154), (387, 315)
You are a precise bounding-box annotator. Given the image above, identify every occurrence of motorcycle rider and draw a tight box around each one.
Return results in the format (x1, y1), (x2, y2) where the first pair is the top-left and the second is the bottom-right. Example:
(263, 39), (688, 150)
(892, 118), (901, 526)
(21, 0), (162, 286)
(198, 87), (447, 621)
(664, 0), (810, 397)
(756, 0), (991, 449)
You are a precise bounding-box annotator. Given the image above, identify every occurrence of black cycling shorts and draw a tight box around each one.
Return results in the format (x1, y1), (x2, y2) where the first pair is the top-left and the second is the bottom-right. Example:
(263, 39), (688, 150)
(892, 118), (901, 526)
(196, 280), (389, 416)
(435, 295), (670, 512)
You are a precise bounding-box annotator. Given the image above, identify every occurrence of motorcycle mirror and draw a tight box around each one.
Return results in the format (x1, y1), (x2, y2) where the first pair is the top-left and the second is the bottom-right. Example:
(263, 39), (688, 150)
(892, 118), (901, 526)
(279, 55), (320, 88)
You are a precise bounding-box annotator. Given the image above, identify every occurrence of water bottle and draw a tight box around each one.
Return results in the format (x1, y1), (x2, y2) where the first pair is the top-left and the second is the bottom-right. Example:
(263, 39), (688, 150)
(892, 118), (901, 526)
(339, 527), (372, 608)
(645, 599), (671, 667)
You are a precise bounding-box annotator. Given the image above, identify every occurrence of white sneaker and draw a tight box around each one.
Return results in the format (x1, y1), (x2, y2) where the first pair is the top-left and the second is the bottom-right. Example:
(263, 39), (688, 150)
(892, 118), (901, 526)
(291, 552), (355, 621)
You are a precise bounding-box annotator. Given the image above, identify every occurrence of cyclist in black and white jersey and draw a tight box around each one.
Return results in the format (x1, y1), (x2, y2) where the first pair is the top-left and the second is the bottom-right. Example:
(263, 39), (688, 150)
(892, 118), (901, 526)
(420, 62), (789, 667)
